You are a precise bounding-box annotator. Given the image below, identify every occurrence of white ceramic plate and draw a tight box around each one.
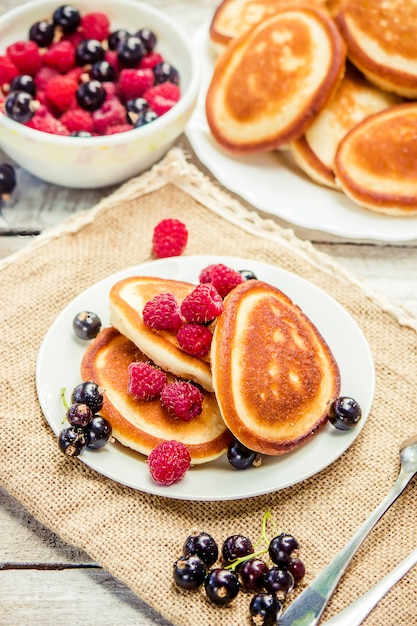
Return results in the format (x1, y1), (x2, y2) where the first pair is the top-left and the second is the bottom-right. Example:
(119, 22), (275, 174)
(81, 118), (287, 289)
(36, 255), (375, 501)
(185, 26), (417, 243)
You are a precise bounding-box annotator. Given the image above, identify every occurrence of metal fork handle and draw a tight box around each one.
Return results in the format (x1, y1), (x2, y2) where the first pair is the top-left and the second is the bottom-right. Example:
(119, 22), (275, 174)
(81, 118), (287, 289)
(278, 467), (415, 626)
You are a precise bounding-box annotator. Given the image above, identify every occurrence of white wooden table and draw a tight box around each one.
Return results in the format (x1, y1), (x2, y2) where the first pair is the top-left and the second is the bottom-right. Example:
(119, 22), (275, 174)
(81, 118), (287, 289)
(2, 1), (417, 624)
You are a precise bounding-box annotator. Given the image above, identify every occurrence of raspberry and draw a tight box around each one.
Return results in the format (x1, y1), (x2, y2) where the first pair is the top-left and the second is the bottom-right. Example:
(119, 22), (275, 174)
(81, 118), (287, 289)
(6, 41), (42, 75)
(180, 284), (223, 324)
(142, 293), (183, 331)
(199, 263), (243, 298)
(148, 440), (191, 485)
(61, 108), (95, 133)
(139, 52), (164, 69)
(26, 106), (70, 135)
(43, 40), (76, 73)
(92, 98), (127, 134)
(143, 82), (181, 116)
(81, 12), (110, 42)
(45, 75), (78, 112)
(34, 66), (60, 91)
(160, 381), (204, 421)
(127, 362), (167, 400)
(152, 218), (188, 258)
(0, 55), (19, 87)
(177, 323), (213, 357)
(105, 123), (132, 135)
(119, 68), (154, 101)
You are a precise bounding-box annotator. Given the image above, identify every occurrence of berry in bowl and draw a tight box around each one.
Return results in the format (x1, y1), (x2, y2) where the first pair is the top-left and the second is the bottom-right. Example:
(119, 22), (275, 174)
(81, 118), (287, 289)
(0, 0), (199, 188)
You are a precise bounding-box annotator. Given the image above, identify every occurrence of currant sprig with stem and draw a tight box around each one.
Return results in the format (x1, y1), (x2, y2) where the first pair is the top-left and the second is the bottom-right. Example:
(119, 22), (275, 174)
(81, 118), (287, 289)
(224, 510), (279, 571)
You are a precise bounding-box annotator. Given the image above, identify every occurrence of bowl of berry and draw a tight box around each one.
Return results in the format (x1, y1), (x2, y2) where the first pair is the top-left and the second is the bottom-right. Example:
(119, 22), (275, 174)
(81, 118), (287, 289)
(0, 0), (199, 188)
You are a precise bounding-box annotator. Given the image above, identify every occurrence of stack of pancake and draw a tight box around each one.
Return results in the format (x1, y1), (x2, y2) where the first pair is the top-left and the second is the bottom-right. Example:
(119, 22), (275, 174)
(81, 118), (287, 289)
(80, 273), (340, 465)
(206, 0), (417, 215)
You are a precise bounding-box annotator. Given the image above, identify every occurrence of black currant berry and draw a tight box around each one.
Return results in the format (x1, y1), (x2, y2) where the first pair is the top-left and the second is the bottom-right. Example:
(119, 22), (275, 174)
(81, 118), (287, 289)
(9, 75), (36, 97)
(287, 557), (306, 584)
(204, 568), (240, 606)
(136, 28), (157, 53)
(117, 36), (145, 67)
(183, 531), (218, 568)
(29, 20), (55, 47)
(73, 310), (102, 340)
(222, 534), (253, 564)
(173, 555), (206, 590)
(76, 80), (106, 111)
(239, 269), (258, 281)
(249, 593), (282, 626)
(153, 61), (179, 85)
(90, 60), (115, 82)
(227, 439), (257, 470)
(126, 97), (149, 115)
(264, 567), (294, 599)
(58, 426), (87, 457)
(76, 39), (105, 66)
(66, 402), (93, 428)
(328, 396), (362, 430)
(239, 558), (269, 591)
(71, 381), (104, 413)
(268, 533), (300, 566)
(52, 5), (81, 33)
(134, 110), (158, 128)
(5, 91), (37, 123)
(108, 29), (130, 50)
(85, 416), (112, 449)
(0, 164), (16, 195)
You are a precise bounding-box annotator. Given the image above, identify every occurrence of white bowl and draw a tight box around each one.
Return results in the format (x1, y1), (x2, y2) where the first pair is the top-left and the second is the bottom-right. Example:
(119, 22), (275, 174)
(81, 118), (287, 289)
(0, 0), (199, 188)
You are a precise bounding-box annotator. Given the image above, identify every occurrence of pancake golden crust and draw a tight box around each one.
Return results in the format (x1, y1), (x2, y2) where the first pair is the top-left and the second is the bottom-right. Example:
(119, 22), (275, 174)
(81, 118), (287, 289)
(211, 280), (340, 455)
(290, 64), (401, 188)
(336, 1), (417, 98)
(109, 276), (213, 391)
(334, 103), (417, 215)
(206, 7), (346, 153)
(81, 327), (232, 464)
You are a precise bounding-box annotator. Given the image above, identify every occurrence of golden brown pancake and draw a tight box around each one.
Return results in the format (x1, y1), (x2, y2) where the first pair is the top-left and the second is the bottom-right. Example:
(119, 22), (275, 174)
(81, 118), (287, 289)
(209, 0), (329, 54)
(205, 7), (346, 153)
(290, 64), (401, 188)
(109, 276), (213, 391)
(81, 327), (232, 463)
(334, 103), (417, 216)
(211, 280), (340, 455)
(336, 1), (417, 98)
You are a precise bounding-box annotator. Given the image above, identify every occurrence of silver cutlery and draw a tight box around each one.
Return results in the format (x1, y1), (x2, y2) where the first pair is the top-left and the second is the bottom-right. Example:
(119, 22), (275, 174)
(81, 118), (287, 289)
(278, 433), (417, 626)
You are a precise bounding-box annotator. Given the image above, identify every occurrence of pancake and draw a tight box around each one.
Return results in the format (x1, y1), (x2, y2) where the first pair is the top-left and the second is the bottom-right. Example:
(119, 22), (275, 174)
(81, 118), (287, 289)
(109, 276), (213, 391)
(290, 64), (401, 188)
(211, 280), (340, 455)
(209, 0), (329, 55)
(81, 327), (232, 463)
(334, 103), (417, 216)
(336, 1), (417, 98)
(205, 7), (346, 153)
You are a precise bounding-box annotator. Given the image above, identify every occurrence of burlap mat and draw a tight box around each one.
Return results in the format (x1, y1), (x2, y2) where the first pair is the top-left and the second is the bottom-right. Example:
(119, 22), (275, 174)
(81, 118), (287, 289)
(1, 148), (417, 626)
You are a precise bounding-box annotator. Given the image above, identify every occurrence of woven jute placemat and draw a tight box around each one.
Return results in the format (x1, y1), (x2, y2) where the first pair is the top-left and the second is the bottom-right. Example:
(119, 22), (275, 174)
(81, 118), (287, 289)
(1, 148), (417, 625)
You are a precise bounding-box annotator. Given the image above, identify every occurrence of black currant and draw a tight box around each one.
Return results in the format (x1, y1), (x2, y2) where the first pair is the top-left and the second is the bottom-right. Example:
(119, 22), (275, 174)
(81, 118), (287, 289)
(0, 164), (16, 195)
(183, 531), (218, 568)
(29, 20), (55, 47)
(5, 91), (37, 123)
(85, 416), (112, 449)
(239, 269), (258, 281)
(108, 29), (130, 50)
(90, 60), (115, 82)
(268, 533), (300, 566)
(239, 557), (269, 591)
(76, 39), (105, 66)
(204, 568), (240, 606)
(53, 5), (81, 33)
(134, 110), (158, 128)
(71, 381), (104, 413)
(227, 439), (257, 470)
(117, 36), (145, 67)
(136, 28), (157, 53)
(249, 593), (282, 626)
(153, 61), (179, 85)
(264, 567), (294, 599)
(173, 555), (206, 590)
(222, 534), (253, 564)
(287, 557), (306, 584)
(58, 426), (87, 457)
(126, 97), (149, 115)
(66, 402), (93, 428)
(73, 310), (102, 340)
(328, 396), (362, 430)
(76, 80), (106, 111)
(9, 75), (36, 97)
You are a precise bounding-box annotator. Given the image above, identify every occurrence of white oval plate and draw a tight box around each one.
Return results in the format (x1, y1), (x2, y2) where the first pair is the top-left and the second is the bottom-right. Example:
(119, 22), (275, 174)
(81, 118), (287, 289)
(36, 255), (375, 501)
(185, 26), (417, 243)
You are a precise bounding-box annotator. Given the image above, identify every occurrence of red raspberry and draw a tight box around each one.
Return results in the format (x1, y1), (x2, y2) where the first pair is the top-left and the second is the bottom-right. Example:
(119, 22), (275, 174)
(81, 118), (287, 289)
(61, 108), (95, 133)
(81, 12), (110, 41)
(26, 107), (70, 136)
(0, 55), (19, 87)
(142, 293), (183, 331)
(61, 30), (84, 49)
(127, 362), (167, 400)
(152, 218), (188, 258)
(180, 284), (223, 324)
(160, 381), (204, 421)
(148, 440), (191, 485)
(177, 323), (213, 357)
(6, 41), (42, 75)
(43, 40), (76, 73)
(140, 52), (164, 69)
(92, 98), (126, 134)
(66, 66), (84, 83)
(199, 263), (243, 298)
(119, 68), (154, 101)
(143, 82), (181, 116)
(45, 75), (78, 112)
(105, 123), (132, 135)
(104, 50), (122, 76)
(34, 66), (60, 91)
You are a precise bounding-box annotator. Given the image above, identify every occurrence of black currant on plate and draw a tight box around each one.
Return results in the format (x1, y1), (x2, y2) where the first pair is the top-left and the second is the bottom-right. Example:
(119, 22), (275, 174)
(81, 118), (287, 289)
(29, 20), (55, 47)
(58, 426), (87, 457)
(71, 381), (104, 413)
(52, 5), (81, 33)
(5, 91), (37, 123)
(249, 593), (282, 626)
(153, 61), (179, 85)
(76, 39), (105, 66)
(239, 269), (258, 281)
(66, 402), (93, 428)
(73, 310), (102, 340)
(76, 80), (106, 111)
(222, 534), (253, 564)
(136, 28), (157, 53)
(90, 60), (115, 82)
(227, 439), (257, 470)
(173, 554), (206, 590)
(107, 28), (130, 50)
(84, 415), (112, 449)
(134, 110), (158, 128)
(183, 531), (218, 568)
(328, 396), (362, 430)
(9, 75), (36, 97)
(204, 568), (240, 605)
(117, 35), (145, 67)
